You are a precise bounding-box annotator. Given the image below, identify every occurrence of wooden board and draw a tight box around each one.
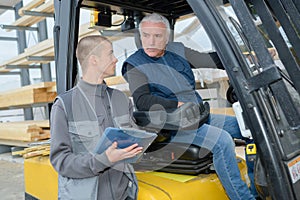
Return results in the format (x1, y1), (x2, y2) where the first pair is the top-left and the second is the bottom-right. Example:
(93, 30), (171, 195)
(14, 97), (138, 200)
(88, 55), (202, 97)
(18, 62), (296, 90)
(0, 123), (41, 141)
(0, 44), (54, 71)
(0, 120), (50, 142)
(0, 139), (32, 147)
(14, 120), (50, 128)
(0, 82), (56, 109)
(12, 143), (50, 158)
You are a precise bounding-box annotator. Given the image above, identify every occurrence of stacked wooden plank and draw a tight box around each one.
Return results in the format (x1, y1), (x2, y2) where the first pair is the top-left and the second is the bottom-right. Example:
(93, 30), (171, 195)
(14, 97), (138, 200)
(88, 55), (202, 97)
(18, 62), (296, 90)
(12, 143), (50, 158)
(0, 7), (127, 73)
(0, 18), (98, 72)
(0, 39), (55, 73)
(0, 82), (56, 109)
(0, 22), (113, 72)
(0, 0), (54, 72)
(0, 120), (50, 142)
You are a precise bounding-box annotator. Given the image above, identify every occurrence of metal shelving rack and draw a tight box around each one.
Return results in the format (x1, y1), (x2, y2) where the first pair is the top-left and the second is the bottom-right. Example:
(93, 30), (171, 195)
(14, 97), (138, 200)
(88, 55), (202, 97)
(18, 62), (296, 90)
(0, 0), (53, 120)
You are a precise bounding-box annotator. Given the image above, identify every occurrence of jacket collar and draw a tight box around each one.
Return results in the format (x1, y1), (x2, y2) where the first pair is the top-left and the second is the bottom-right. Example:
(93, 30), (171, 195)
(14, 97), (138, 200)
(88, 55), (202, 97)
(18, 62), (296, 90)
(77, 79), (107, 97)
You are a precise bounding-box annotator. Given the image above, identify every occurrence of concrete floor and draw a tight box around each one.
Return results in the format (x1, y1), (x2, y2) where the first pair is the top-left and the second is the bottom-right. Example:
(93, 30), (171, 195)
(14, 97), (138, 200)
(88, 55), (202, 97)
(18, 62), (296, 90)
(0, 153), (24, 200)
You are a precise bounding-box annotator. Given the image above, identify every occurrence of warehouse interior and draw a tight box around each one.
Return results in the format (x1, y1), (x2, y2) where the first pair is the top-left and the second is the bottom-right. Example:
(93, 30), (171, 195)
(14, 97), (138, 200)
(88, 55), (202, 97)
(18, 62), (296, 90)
(0, 0), (299, 199)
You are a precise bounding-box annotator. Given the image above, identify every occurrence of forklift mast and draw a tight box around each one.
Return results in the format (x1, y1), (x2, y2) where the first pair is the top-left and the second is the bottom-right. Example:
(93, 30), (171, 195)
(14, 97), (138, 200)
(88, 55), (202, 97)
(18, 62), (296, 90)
(53, 0), (300, 199)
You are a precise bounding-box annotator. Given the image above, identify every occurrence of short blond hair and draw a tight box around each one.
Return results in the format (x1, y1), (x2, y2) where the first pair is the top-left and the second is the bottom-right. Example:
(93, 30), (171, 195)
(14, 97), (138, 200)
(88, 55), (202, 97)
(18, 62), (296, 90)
(76, 35), (110, 71)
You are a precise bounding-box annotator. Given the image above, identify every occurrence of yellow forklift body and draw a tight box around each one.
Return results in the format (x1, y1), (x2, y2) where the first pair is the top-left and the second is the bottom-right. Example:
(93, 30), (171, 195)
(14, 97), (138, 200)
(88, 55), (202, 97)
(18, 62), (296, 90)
(24, 155), (248, 199)
(24, 156), (58, 200)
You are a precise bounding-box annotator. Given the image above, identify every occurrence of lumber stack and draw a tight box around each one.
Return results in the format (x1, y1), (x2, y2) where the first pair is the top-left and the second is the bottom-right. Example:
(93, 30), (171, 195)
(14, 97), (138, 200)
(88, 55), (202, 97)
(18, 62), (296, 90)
(0, 23), (99, 72)
(0, 120), (50, 142)
(12, 143), (50, 158)
(0, 82), (56, 109)
(0, 39), (55, 72)
(0, 15), (126, 73)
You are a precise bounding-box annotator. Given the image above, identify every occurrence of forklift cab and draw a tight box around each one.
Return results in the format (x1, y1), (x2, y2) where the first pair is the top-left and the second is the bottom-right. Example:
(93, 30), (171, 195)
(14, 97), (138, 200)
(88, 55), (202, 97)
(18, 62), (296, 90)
(53, 0), (300, 199)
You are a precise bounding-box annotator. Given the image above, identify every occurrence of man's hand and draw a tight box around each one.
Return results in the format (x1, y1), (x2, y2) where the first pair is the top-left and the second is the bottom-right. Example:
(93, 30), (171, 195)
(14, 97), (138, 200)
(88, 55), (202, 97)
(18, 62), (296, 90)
(105, 142), (143, 163)
(177, 101), (184, 107)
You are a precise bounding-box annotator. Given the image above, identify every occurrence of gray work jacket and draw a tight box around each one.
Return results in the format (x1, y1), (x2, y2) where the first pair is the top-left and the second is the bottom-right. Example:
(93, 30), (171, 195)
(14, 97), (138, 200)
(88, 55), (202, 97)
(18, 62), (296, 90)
(50, 80), (138, 200)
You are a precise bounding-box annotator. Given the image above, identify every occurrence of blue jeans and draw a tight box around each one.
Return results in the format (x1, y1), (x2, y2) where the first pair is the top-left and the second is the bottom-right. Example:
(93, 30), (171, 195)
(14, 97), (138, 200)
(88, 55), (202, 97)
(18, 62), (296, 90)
(171, 114), (255, 200)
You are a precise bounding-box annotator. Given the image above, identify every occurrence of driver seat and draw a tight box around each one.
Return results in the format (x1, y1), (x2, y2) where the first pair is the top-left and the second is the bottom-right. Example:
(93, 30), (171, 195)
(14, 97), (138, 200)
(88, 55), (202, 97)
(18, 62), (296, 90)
(132, 102), (214, 175)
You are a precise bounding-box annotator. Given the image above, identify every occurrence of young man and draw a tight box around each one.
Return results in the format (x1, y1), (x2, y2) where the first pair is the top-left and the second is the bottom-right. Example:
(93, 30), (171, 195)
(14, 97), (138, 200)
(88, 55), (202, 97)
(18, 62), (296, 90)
(50, 35), (142, 200)
(122, 13), (255, 200)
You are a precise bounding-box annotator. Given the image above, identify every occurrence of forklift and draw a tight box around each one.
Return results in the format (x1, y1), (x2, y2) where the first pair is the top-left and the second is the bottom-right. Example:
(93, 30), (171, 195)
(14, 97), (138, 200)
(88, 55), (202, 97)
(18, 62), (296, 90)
(25, 0), (300, 199)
